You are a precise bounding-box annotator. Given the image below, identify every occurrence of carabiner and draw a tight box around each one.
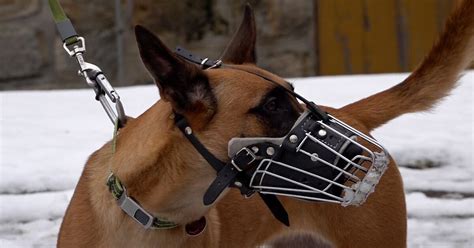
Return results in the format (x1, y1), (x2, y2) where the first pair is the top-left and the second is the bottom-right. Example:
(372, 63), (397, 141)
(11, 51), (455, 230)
(69, 39), (126, 127)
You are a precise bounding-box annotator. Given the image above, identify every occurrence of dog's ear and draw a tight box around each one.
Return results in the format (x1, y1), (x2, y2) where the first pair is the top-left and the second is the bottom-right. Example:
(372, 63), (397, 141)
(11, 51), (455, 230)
(220, 4), (257, 64)
(135, 25), (216, 118)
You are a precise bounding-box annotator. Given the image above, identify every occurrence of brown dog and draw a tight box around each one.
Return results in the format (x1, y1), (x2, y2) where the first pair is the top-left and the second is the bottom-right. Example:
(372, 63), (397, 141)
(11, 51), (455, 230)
(58, 1), (474, 247)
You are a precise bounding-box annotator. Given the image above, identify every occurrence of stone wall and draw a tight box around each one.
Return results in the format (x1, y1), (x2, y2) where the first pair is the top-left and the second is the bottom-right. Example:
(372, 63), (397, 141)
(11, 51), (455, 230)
(0, 0), (315, 90)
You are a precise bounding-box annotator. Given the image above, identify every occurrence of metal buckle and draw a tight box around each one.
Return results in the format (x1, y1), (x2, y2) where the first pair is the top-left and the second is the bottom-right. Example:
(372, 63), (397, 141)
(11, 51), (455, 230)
(200, 58), (209, 69)
(206, 60), (222, 70)
(231, 147), (257, 172)
(63, 36), (85, 57)
(117, 188), (154, 229)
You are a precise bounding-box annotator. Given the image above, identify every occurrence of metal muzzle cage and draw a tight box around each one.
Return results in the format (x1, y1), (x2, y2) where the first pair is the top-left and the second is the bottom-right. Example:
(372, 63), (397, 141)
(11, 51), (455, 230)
(230, 111), (389, 207)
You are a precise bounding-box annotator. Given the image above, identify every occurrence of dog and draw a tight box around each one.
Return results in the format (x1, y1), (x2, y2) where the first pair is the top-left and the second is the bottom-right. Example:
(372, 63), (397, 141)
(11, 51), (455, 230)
(58, 1), (474, 247)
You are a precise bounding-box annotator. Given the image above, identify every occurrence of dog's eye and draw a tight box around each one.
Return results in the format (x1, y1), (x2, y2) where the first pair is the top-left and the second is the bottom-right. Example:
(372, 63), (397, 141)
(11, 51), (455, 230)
(263, 97), (279, 112)
(249, 88), (300, 137)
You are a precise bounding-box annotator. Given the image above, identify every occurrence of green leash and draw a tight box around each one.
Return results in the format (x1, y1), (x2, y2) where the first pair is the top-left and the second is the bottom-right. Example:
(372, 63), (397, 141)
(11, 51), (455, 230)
(48, 0), (78, 45)
(112, 118), (119, 154)
(48, 0), (175, 230)
(48, 0), (67, 21)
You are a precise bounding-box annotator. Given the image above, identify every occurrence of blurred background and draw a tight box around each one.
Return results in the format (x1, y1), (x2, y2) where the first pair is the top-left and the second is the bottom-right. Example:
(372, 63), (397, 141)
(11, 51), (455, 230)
(0, 0), (466, 90)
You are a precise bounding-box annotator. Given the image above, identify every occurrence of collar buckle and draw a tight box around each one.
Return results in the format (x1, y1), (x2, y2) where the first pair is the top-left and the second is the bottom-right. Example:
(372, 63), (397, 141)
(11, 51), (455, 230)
(117, 188), (155, 229)
(107, 173), (178, 230)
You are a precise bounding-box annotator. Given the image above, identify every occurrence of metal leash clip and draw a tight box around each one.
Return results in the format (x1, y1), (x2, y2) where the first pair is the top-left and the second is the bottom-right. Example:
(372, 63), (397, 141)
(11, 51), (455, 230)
(49, 0), (126, 127)
(64, 38), (126, 127)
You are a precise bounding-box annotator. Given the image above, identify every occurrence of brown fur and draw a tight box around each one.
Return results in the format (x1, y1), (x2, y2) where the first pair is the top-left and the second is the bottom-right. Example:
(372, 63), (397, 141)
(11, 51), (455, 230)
(58, 1), (474, 247)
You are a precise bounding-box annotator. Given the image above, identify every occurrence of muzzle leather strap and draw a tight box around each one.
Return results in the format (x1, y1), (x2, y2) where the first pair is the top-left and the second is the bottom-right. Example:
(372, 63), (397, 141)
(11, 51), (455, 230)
(174, 113), (290, 226)
(175, 46), (222, 69)
(174, 113), (225, 172)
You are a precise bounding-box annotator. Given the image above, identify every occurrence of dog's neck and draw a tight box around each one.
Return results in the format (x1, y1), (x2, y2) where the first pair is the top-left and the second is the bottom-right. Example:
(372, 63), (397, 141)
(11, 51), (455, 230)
(104, 100), (215, 225)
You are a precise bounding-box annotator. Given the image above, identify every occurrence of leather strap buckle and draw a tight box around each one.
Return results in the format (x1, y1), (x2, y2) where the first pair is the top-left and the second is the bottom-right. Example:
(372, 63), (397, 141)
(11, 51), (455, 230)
(231, 147), (257, 172)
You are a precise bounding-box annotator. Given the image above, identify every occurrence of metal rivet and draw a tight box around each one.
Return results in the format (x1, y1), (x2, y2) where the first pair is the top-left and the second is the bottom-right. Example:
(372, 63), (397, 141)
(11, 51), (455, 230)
(311, 153), (319, 161)
(185, 126), (192, 135)
(251, 146), (259, 153)
(266, 147), (275, 156)
(318, 129), (327, 137)
(289, 134), (298, 143)
(234, 181), (243, 187)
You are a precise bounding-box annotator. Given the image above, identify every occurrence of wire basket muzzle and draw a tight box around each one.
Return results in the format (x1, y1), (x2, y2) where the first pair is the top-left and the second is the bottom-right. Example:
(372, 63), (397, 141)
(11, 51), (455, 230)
(249, 112), (389, 206)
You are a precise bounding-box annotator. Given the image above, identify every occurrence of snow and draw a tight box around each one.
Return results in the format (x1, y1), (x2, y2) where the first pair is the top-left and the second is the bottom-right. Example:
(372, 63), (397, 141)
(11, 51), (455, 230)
(0, 191), (72, 223)
(406, 193), (474, 218)
(1, 71), (473, 247)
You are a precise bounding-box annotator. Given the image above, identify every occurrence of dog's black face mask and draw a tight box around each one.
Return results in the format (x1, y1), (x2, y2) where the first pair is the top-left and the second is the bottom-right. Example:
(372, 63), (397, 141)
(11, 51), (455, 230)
(173, 47), (390, 226)
(249, 86), (302, 138)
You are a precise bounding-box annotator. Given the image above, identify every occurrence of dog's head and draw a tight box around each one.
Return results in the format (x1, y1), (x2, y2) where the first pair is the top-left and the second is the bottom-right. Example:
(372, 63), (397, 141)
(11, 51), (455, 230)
(135, 7), (302, 137)
(129, 5), (303, 222)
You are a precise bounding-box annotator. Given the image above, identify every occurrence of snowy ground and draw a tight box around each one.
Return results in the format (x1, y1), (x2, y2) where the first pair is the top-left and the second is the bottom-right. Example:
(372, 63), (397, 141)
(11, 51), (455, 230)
(0, 71), (472, 247)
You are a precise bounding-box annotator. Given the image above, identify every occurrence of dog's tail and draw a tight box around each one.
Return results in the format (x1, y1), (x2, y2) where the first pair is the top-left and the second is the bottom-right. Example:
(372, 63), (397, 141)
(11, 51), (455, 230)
(340, 0), (474, 131)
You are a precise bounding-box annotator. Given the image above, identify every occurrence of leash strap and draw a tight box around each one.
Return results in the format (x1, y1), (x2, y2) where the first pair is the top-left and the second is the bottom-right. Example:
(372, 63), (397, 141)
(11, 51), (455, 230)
(48, 0), (78, 45)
